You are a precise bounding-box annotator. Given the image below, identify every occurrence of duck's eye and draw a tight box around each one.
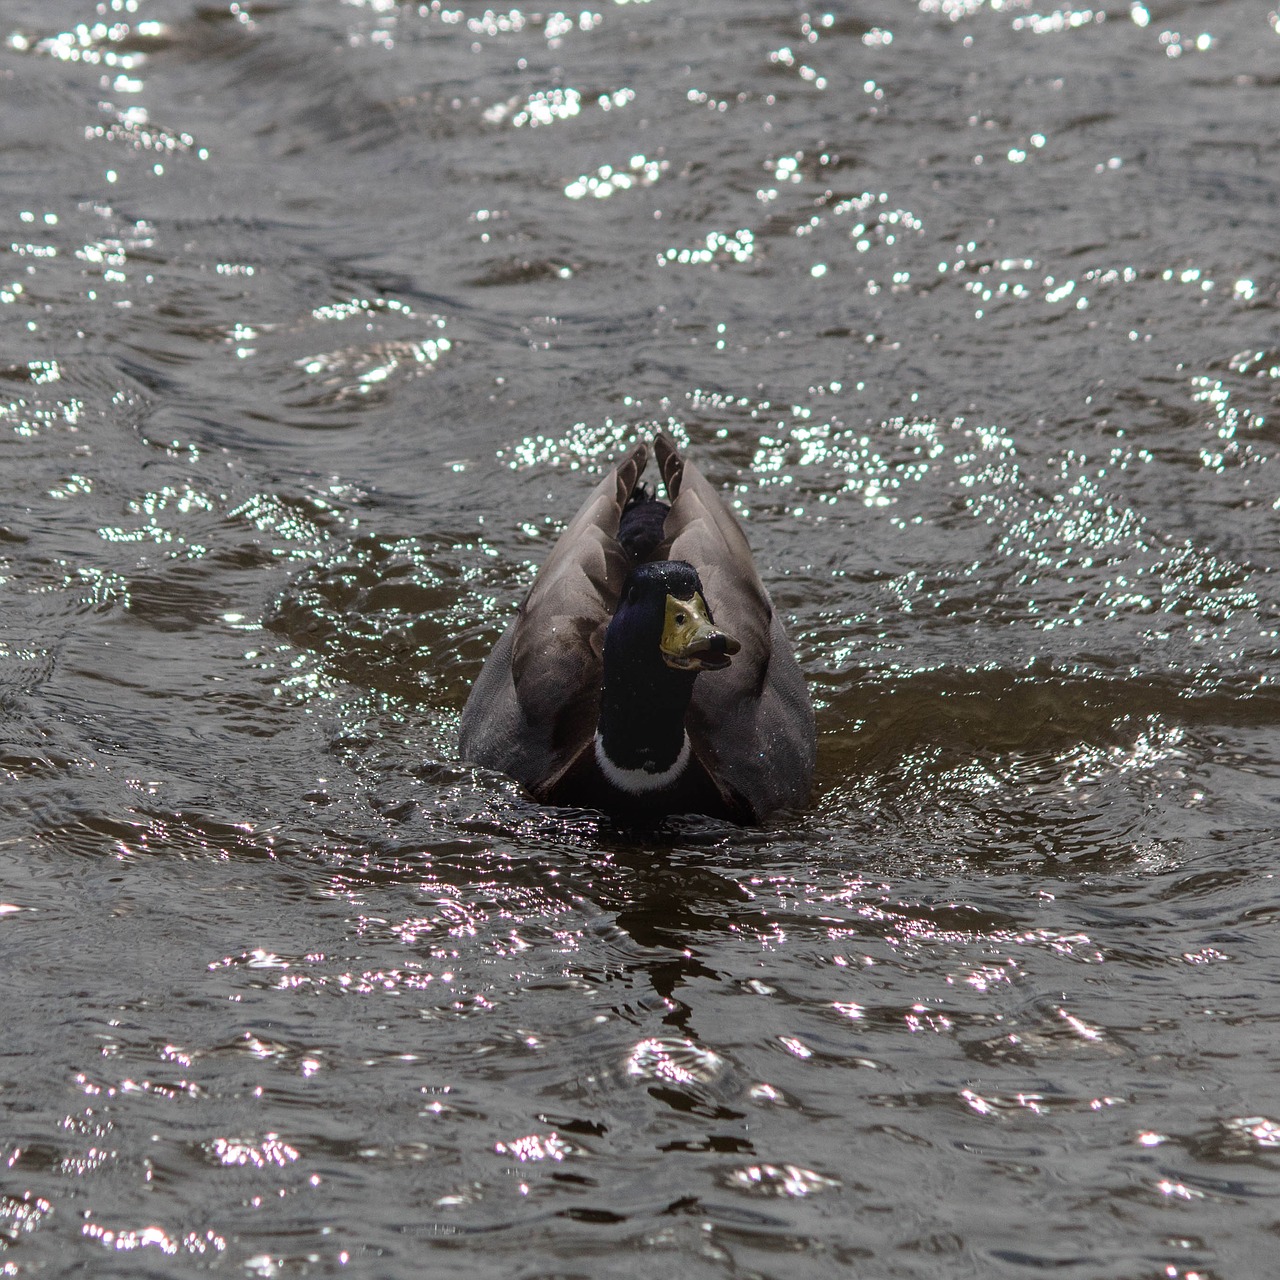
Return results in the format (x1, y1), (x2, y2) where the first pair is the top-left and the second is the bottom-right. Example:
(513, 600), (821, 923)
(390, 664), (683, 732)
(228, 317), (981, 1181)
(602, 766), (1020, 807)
(675, 612), (687, 625)
(628, 586), (638, 605)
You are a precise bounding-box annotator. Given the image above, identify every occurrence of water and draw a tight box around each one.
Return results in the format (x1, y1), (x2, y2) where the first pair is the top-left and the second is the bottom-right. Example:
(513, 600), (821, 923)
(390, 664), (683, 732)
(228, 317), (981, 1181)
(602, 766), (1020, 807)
(3, 0), (1279, 1274)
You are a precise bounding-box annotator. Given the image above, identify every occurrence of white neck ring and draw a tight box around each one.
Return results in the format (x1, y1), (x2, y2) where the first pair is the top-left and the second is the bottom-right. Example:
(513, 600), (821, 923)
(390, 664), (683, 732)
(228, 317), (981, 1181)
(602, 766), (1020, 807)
(594, 731), (691, 794)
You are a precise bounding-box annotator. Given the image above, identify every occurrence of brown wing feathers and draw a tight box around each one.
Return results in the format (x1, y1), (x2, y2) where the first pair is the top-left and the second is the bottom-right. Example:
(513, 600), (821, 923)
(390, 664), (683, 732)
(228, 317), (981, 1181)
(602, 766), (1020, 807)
(655, 433), (814, 817)
(507, 441), (648, 789)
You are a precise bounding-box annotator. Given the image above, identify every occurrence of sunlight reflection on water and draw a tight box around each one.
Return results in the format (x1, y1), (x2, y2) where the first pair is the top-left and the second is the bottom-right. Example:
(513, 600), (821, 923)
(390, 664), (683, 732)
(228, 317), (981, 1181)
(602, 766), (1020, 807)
(1, 0), (1279, 1276)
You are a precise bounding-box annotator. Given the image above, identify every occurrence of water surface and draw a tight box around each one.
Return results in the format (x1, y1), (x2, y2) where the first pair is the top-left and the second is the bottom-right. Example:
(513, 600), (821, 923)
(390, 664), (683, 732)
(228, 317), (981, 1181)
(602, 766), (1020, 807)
(3, 1), (1280, 1275)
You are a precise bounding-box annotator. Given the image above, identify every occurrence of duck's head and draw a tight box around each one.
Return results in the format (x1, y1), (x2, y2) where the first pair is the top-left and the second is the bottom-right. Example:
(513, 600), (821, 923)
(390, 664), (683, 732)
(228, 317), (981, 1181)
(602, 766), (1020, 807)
(607, 561), (741, 674)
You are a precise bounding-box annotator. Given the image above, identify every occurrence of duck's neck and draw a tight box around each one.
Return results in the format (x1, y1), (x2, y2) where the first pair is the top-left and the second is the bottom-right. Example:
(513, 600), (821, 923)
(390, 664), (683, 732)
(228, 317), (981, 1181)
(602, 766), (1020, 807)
(596, 652), (697, 777)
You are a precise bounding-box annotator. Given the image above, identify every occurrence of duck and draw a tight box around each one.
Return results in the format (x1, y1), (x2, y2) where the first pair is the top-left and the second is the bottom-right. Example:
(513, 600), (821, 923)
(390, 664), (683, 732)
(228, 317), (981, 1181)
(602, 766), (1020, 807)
(459, 433), (815, 823)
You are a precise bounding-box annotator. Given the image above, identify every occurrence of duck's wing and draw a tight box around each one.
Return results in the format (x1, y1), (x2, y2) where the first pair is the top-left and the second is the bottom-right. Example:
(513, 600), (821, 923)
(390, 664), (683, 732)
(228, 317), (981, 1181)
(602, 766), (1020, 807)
(460, 441), (648, 796)
(654, 433), (815, 820)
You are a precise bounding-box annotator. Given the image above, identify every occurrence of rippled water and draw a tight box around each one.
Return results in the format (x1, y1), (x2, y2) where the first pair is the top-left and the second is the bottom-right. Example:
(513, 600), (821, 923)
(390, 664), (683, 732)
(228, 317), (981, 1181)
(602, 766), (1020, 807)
(3, 0), (1280, 1275)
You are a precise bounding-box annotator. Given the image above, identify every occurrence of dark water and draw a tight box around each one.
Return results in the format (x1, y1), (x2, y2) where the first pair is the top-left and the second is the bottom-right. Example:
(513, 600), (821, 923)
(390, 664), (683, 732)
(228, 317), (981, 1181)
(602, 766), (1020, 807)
(3, 0), (1280, 1274)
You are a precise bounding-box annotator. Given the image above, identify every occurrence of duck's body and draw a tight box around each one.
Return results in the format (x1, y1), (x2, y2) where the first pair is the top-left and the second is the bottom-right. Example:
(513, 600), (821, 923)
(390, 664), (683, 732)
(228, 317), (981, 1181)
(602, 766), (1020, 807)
(459, 434), (815, 823)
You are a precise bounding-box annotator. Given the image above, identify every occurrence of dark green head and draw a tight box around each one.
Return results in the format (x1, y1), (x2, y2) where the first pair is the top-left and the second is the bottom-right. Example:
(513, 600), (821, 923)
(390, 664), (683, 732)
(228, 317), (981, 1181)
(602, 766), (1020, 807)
(606, 561), (740, 674)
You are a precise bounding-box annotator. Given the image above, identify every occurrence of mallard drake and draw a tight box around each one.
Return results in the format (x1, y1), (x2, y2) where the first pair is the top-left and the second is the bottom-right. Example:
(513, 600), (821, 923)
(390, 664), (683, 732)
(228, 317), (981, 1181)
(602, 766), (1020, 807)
(459, 433), (815, 823)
